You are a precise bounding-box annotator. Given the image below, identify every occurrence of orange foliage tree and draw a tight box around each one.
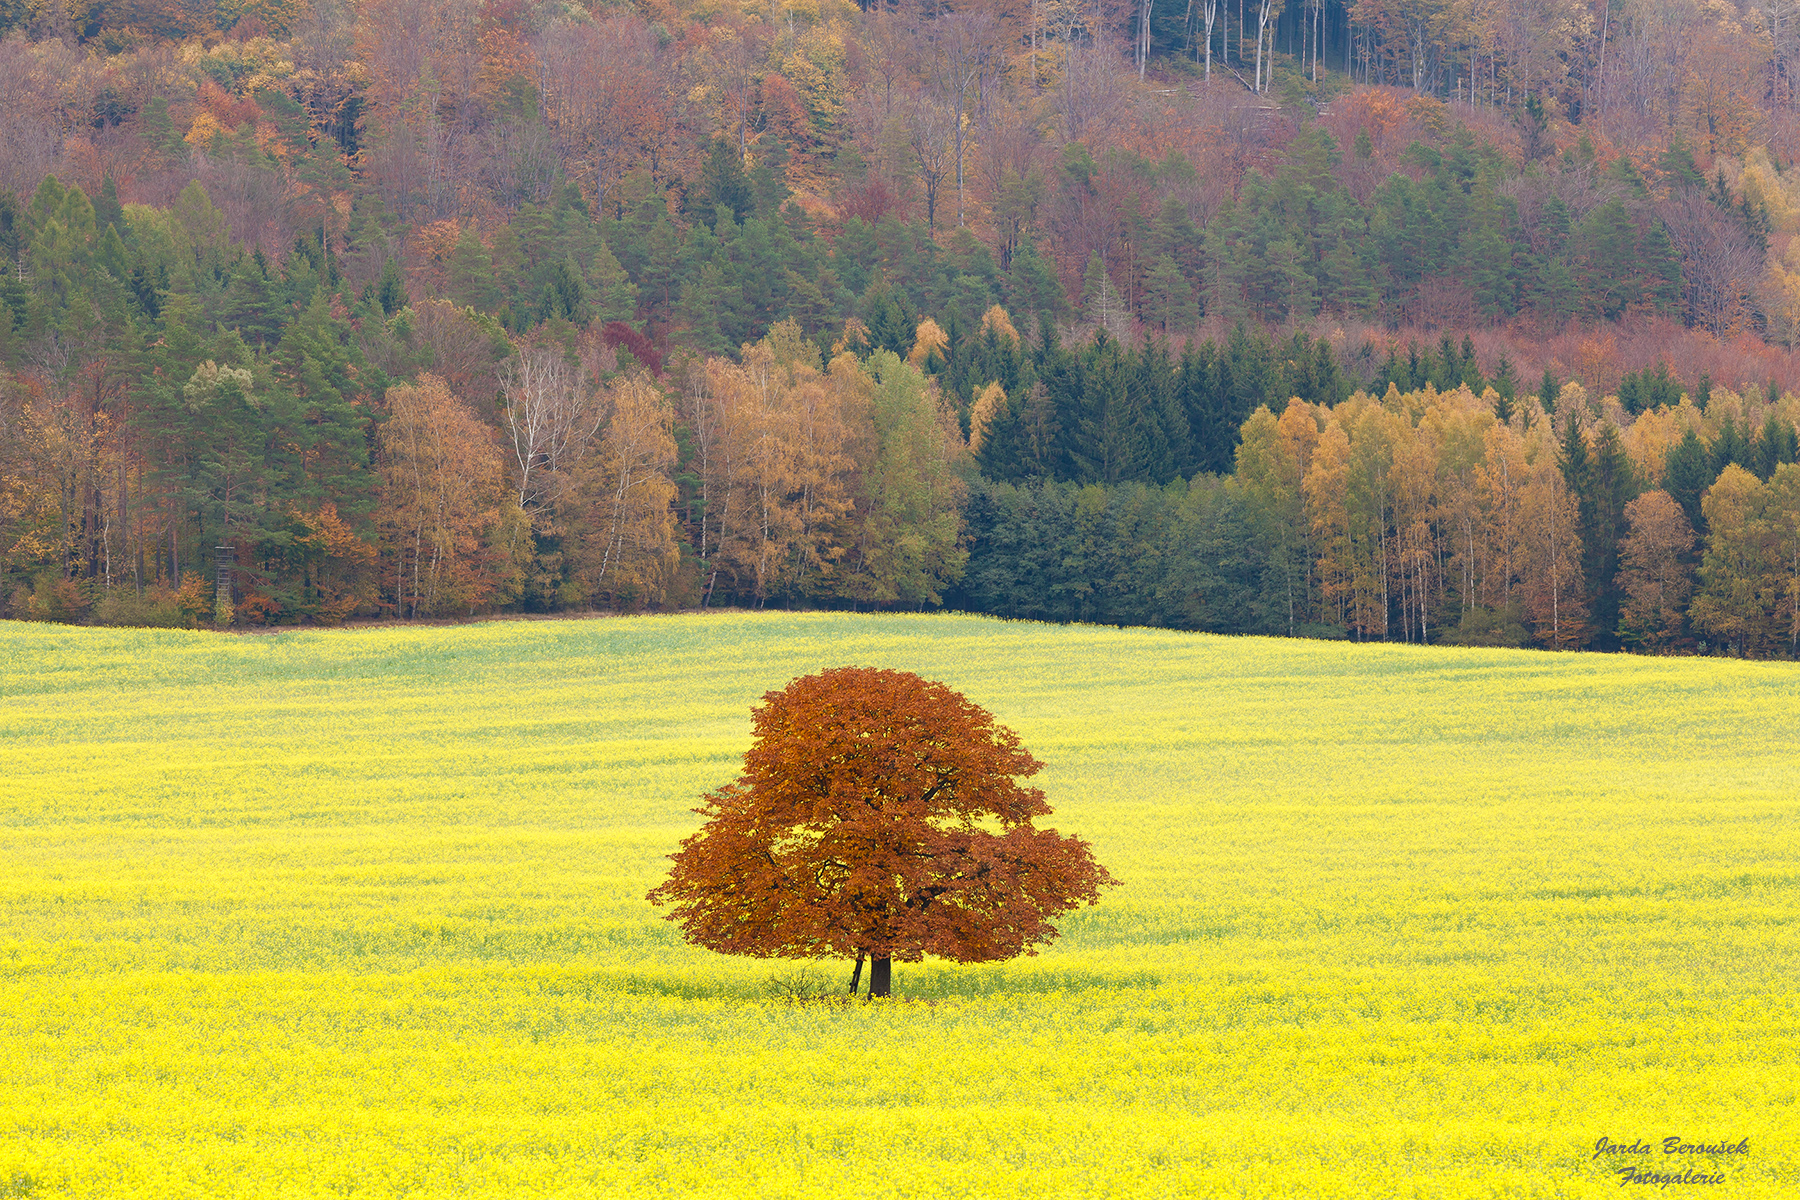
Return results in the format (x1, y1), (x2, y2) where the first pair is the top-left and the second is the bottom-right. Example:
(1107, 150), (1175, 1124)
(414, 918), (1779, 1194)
(648, 667), (1118, 998)
(376, 373), (524, 618)
(568, 375), (680, 608)
(682, 322), (860, 603)
(1617, 489), (1697, 651)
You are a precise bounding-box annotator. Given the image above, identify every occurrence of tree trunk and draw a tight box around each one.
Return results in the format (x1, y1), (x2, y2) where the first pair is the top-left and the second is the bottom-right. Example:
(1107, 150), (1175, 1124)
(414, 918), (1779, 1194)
(1138, 0), (1152, 78)
(869, 956), (892, 997)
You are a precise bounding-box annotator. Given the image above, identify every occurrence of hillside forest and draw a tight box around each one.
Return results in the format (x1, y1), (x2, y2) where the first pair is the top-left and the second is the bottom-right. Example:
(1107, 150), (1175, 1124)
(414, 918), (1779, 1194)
(3, 0), (1800, 654)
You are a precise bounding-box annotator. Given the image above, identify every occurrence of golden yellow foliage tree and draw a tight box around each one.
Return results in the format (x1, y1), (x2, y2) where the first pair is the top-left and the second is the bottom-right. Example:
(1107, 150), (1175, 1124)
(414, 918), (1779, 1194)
(1304, 415), (1354, 632)
(1689, 464), (1778, 655)
(1617, 489), (1697, 651)
(0, 382), (64, 596)
(1517, 428), (1587, 649)
(1766, 464), (1800, 658)
(835, 350), (968, 607)
(377, 374), (525, 618)
(968, 381), (1006, 455)
(684, 321), (859, 603)
(570, 375), (680, 609)
(1238, 401), (1320, 635)
(907, 318), (949, 370)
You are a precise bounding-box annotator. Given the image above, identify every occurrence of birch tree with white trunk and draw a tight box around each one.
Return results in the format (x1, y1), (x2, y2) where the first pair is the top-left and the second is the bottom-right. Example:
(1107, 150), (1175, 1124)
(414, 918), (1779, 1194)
(500, 345), (603, 510)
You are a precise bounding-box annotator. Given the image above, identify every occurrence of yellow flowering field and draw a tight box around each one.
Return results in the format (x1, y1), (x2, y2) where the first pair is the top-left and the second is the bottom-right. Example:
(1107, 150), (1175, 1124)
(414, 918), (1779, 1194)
(1, 613), (1795, 1198)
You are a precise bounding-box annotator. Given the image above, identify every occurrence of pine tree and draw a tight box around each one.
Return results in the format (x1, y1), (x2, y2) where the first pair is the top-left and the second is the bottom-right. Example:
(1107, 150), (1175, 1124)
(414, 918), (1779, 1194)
(1617, 372), (1642, 416)
(673, 260), (732, 356)
(1133, 338), (1186, 482)
(612, 193), (661, 281)
(537, 257), (585, 325)
(95, 222), (129, 282)
(1463, 219), (1513, 319)
(861, 281), (916, 358)
(1324, 236), (1377, 319)
(586, 240), (639, 328)
(1459, 335), (1484, 391)
(1183, 339), (1245, 475)
(1151, 195), (1204, 276)
(1432, 332), (1462, 391)
(224, 250), (281, 348)
(1639, 219), (1682, 315)
(1533, 254), (1580, 325)
(1575, 200), (1638, 320)
(1662, 427), (1714, 534)
(1007, 238), (1065, 332)
(1751, 412), (1793, 480)
(1265, 237), (1316, 323)
(374, 258), (409, 316)
(1141, 254), (1198, 333)
(640, 217), (683, 322)
(93, 176), (124, 236)
(749, 138), (791, 219)
(1491, 355), (1518, 401)
(1657, 136), (1706, 190)
(447, 229), (499, 312)
(1204, 201), (1249, 327)
(1072, 333), (1139, 485)
(1712, 416), (1751, 475)
(833, 218), (880, 298)
(1539, 196), (1573, 258)
(1573, 421), (1641, 649)
(271, 289), (375, 517)
(698, 138), (754, 228)
(137, 98), (190, 168)
(1294, 336), (1347, 407)
(0, 188), (20, 269)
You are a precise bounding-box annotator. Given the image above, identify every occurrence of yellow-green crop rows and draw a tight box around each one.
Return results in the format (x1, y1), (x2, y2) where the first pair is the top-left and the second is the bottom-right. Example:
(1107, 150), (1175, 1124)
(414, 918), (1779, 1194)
(1, 613), (1795, 1197)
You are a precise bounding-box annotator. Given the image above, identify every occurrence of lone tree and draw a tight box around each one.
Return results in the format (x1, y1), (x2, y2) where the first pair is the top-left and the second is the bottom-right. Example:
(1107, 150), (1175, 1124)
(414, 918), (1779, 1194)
(647, 667), (1118, 997)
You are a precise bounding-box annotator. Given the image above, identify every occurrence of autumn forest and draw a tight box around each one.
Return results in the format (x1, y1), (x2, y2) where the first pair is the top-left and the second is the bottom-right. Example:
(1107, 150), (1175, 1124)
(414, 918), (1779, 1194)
(4, 0), (1800, 654)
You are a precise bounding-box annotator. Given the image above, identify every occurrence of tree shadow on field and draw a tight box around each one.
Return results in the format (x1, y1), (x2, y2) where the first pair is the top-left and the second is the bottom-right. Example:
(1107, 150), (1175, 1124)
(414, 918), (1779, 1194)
(532, 965), (1164, 1004)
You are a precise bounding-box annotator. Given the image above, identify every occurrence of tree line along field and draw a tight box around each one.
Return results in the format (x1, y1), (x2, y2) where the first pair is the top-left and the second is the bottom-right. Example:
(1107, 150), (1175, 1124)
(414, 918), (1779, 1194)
(14, 0), (1800, 646)
(1, 612), (1795, 1198)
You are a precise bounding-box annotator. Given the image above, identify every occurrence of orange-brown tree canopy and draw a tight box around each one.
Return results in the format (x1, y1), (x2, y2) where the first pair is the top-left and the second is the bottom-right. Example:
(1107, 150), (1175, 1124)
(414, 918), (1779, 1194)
(647, 666), (1117, 995)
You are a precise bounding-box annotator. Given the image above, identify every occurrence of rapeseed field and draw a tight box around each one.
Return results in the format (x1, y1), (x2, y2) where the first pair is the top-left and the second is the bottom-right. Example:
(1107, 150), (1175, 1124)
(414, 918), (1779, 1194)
(1, 613), (1794, 1198)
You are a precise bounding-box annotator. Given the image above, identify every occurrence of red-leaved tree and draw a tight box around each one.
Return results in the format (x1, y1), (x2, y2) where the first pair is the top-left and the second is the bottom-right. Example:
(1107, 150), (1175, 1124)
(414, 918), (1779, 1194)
(647, 667), (1118, 997)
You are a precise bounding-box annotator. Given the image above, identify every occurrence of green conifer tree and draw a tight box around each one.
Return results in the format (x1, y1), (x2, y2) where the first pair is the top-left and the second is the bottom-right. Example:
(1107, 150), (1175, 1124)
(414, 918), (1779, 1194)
(1662, 428), (1714, 534)
(673, 260), (732, 356)
(225, 250), (281, 347)
(698, 138), (754, 228)
(271, 289), (374, 517)
(1575, 200), (1638, 320)
(374, 258), (409, 316)
(1006, 237), (1065, 332)
(586, 240), (639, 327)
(1141, 254), (1198, 333)
(93, 176), (124, 237)
(446, 229), (500, 312)
(1639, 219), (1682, 315)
